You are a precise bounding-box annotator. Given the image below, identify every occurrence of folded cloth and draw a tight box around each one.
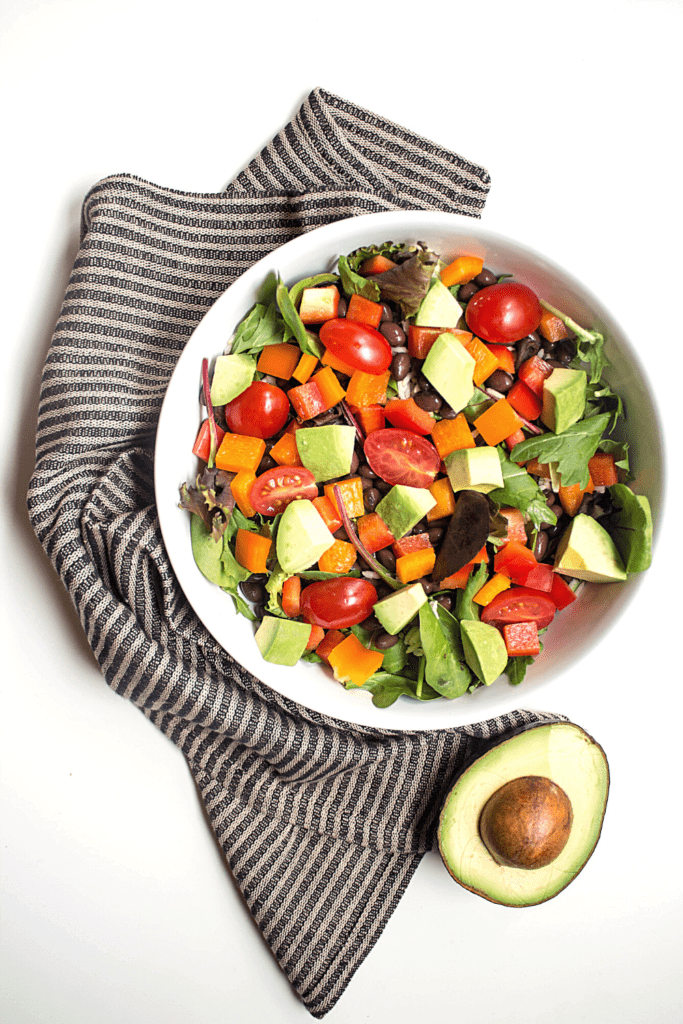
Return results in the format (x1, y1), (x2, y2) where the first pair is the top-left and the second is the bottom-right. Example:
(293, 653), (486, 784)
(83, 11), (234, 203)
(27, 88), (559, 1017)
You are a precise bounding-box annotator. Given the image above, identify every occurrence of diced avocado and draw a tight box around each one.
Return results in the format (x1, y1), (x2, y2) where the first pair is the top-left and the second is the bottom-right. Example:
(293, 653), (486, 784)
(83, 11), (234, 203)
(445, 446), (504, 494)
(295, 424), (356, 483)
(541, 367), (587, 434)
(210, 353), (256, 405)
(437, 721), (609, 907)
(375, 485), (436, 540)
(460, 620), (508, 686)
(422, 332), (476, 414)
(607, 483), (653, 572)
(255, 615), (312, 666)
(275, 499), (335, 574)
(554, 513), (627, 582)
(373, 582), (427, 635)
(414, 277), (463, 327)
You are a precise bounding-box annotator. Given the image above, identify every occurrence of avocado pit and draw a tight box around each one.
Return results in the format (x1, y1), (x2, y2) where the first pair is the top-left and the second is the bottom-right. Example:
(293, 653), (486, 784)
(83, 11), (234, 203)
(479, 775), (573, 870)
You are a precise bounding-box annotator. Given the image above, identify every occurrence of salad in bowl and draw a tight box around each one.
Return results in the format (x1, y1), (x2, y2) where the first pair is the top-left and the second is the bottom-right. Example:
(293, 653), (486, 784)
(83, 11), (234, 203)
(156, 211), (660, 729)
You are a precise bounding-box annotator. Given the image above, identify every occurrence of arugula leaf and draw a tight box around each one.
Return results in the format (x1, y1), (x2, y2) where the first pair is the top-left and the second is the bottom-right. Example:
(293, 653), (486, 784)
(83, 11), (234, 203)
(540, 299), (608, 383)
(418, 603), (471, 699)
(276, 278), (322, 358)
(598, 437), (630, 476)
(585, 378), (624, 432)
(511, 413), (611, 489)
(455, 562), (488, 621)
(488, 448), (557, 532)
(233, 594), (256, 621)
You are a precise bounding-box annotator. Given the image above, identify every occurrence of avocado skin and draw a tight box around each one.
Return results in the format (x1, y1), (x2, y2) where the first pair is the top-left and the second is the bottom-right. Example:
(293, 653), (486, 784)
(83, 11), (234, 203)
(437, 721), (609, 907)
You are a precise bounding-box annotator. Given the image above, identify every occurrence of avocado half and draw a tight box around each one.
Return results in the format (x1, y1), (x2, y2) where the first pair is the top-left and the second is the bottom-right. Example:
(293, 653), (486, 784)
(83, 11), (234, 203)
(437, 722), (609, 907)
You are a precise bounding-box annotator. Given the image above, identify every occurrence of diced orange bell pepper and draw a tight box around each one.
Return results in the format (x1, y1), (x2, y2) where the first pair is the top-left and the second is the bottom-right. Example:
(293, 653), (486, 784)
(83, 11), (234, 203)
(215, 433), (266, 473)
(322, 347), (357, 377)
(359, 254), (397, 275)
(230, 470), (257, 518)
(345, 369), (391, 408)
(384, 397), (435, 436)
(588, 452), (618, 486)
(328, 633), (384, 686)
(464, 336), (500, 387)
(269, 432), (302, 467)
(325, 477), (365, 519)
(318, 539), (357, 574)
(357, 512), (395, 553)
(346, 293), (384, 329)
(310, 366), (346, 410)
(538, 308), (570, 343)
(474, 399), (523, 447)
(396, 548), (436, 583)
(430, 414), (475, 458)
(486, 344), (516, 375)
(348, 404), (385, 436)
(440, 255), (484, 288)
(427, 477), (456, 522)
(312, 495), (343, 533)
(235, 529), (271, 574)
(473, 572), (511, 607)
(292, 352), (318, 384)
(281, 575), (301, 618)
(256, 342), (300, 379)
(558, 478), (594, 516)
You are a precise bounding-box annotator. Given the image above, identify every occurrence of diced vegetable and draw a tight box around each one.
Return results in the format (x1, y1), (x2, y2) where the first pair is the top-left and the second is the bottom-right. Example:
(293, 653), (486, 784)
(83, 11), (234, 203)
(292, 352), (319, 384)
(384, 397), (435, 436)
(299, 286), (340, 324)
(324, 477), (365, 518)
(193, 419), (226, 462)
(348, 403), (385, 436)
(318, 539), (357, 574)
(346, 293), (384, 328)
(396, 547), (436, 583)
(357, 513), (395, 553)
(328, 633), (384, 686)
(281, 575), (302, 618)
(215, 433), (266, 473)
(311, 366), (346, 410)
(502, 620), (541, 657)
(312, 495), (343, 533)
(427, 476), (456, 521)
(230, 470), (257, 518)
(431, 414), (476, 458)
(256, 342), (300, 379)
(235, 529), (271, 574)
(289, 380), (326, 420)
(316, 629), (346, 663)
(474, 572), (512, 607)
(474, 399), (524, 447)
(345, 369), (391, 408)
(507, 379), (543, 421)
(269, 432), (302, 467)
(440, 255), (484, 287)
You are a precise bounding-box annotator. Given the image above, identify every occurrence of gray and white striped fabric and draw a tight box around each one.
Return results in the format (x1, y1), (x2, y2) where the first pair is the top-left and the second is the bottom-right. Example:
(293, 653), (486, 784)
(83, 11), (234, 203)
(28, 88), (559, 1017)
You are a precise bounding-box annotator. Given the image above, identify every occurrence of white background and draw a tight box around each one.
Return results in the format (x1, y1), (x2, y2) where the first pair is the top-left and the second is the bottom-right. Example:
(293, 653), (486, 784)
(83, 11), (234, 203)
(1, 1), (681, 1022)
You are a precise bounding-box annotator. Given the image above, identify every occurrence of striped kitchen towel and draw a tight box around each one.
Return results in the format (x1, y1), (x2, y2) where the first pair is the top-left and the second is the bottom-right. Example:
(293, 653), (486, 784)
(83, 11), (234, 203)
(27, 87), (556, 1017)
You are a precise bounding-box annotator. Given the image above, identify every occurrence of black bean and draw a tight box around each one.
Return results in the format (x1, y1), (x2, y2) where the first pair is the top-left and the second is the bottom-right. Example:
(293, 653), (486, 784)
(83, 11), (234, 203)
(439, 404), (457, 420)
(360, 475), (374, 491)
(392, 352), (411, 381)
(333, 527), (348, 540)
(360, 614), (381, 632)
(252, 604), (265, 620)
(428, 526), (445, 546)
(257, 454), (277, 473)
(414, 391), (442, 412)
(376, 479), (392, 495)
(486, 369), (514, 393)
(380, 303), (394, 322)
(359, 463), (376, 479)
(239, 580), (267, 603)
(376, 549), (396, 572)
(336, 297), (348, 318)
(349, 450), (360, 474)
(458, 281), (479, 302)
(419, 578), (438, 595)
(515, 332), (542, 369)
(380, 322), (406, 347)
(533, 530), (549, 561)
(436, 594), (453, 611)
(552, 339), (577, 365)
(374, 632), (399, 649)
(474, 268), (498, 288)
(416, 373), (434, 392)
(364, 487), (381, 511)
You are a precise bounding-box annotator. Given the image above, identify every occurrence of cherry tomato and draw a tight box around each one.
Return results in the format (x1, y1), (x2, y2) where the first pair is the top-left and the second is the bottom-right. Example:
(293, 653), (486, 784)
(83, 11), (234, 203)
(300, 577), (378, 629)
(318, 318), (392, 374)
(480, 587), (556, 630)
(364, 429), (440, 488)
(465, 282), (542, 344)
(249, 466), (318, 516)
(225, 381), (289, 439)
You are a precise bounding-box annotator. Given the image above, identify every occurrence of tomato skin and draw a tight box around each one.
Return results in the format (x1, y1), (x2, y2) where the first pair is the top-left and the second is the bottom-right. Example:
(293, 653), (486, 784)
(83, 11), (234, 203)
(249, 466), (318, 516)
(319, 318), (392, 374)
(300, 577), (378, 629)
(225, 382), (290, 439)
(480, 586), (556, 630)
(364, 428), (440, 488)
(465, 282), (542, 344)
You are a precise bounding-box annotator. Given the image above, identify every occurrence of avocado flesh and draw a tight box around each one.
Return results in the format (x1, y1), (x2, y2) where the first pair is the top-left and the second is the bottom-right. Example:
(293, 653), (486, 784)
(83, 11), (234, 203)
(438, 722), (609, 907)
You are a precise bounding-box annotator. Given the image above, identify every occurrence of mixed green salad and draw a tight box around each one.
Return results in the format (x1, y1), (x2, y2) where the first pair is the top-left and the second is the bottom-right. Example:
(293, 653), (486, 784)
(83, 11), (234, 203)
(179, 240), (652, 708)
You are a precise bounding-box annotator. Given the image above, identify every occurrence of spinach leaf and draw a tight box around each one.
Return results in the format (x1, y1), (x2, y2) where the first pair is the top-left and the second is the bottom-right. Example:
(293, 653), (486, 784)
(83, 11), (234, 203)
(455, 562), (488, 621)
(229, 301), (286, 356)
(488, 448), (556, 532)
(418, 603), (471, 699)
(510, 413), (611, 489)
(289, 273), (339, 309)
(276, 278), (323, 357)
(356, 671), (441, 708)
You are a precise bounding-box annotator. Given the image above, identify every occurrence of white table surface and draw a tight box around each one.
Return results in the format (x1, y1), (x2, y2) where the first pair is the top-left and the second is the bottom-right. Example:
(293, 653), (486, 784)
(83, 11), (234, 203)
(2, 2), (681, 1021)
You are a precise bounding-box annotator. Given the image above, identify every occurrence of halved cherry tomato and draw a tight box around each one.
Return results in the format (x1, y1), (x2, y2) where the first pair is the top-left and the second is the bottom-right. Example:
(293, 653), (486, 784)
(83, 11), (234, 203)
(249, 466), (318, 516)
(465, 282), (542, 344)
(319, 318), (392, 374)
(364, 428), (440, 488)
(225, 381), (290, 439)
(299, 577), (378, 629)
(480, 586), (556, 630)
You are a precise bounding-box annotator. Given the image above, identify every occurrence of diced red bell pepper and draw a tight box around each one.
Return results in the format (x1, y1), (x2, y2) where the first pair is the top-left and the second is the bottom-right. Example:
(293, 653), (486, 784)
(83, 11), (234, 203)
(359, 254), (397, 275)
(503, 620), (540, 657)
(346, 293), (384, 329)
(518, 355), (554, 398)
(499, 507), (527, 544)
(357, 512), (395, 553)
(316, 629), (346, 663)
(588, 452), (618, 487)
(516, 561), (554, 593)
(506, 428), (527, 452)
(392, 532), (432, 558)
(281, 575), (301, 618)
(192, 419), (226, 462)
(348, 403), (385, 436)
(486, 344), (516, 375)
(407, 325), (472, 359)
(548, 572), (578, 610)
(494, 540), (537, 583)
(507, 379), (543, 421)
(384, 398), (435, 436)
(305, 624), (325, 650)
(289, 380), (326, 421)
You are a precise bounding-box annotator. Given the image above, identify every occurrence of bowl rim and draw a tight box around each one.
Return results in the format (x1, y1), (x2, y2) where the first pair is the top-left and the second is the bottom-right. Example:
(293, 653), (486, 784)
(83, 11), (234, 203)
(155, 209), (664, 731)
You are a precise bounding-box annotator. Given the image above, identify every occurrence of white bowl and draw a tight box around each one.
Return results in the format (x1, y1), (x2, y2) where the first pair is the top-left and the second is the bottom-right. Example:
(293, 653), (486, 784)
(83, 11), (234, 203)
(155, 210), (663, 730)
